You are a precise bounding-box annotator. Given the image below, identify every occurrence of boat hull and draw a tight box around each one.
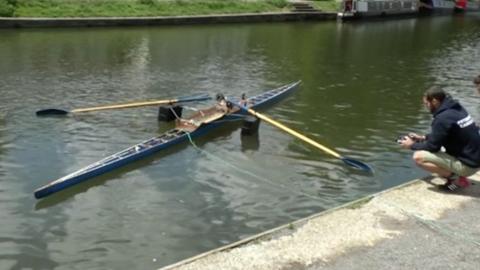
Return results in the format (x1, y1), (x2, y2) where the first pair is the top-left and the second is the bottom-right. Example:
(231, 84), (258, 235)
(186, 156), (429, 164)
(34, 81), (300, 199)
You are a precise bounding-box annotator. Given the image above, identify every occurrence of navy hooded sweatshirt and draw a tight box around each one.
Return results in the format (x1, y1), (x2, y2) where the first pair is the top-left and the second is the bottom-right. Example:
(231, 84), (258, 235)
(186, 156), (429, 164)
(411, 97), (480, 168)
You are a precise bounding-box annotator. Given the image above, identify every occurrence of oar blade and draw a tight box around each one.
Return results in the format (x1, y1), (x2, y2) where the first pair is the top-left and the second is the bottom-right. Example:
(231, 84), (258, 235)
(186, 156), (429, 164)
(36, 109), (69, 116)
(341, 157), (374, 173)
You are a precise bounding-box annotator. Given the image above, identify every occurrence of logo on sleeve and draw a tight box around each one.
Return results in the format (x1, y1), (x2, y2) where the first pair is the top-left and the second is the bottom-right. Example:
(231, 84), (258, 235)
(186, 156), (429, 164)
(457, 115), (474, 128)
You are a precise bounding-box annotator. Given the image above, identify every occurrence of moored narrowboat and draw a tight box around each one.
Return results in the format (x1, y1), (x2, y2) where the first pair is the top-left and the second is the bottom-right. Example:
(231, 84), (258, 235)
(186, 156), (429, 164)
(337, 0), (479, 20)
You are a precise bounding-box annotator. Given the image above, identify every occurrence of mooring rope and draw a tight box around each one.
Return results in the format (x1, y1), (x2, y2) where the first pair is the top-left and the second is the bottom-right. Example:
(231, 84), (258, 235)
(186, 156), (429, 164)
(168, 104), (480, 246)
(184, 132), (322, 201)
(168, 103), (322, 202)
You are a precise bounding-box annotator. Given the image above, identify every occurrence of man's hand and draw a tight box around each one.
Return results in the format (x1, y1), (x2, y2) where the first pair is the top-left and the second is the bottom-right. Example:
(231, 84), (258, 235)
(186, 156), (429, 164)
(408, 133), (426, 141)
(399, 136), (415, 149)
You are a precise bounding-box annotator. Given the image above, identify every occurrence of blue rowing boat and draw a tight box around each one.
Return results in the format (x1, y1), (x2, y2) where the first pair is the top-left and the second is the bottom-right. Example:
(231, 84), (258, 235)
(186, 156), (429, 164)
(34, 81), (301, 199)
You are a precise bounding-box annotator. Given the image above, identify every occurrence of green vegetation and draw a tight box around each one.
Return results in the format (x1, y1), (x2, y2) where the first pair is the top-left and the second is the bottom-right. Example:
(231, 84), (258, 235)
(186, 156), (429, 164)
(288, 223), (295, 230)
(4, 0), (293, 18)
(311, 0), (338, 12)
(346, 196), (373, 210)
(0, 0), (16, 17)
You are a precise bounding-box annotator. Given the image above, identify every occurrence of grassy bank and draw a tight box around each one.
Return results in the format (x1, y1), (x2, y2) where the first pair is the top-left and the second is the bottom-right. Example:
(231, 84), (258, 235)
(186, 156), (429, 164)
(0, 0), (338, 18)
(312, 0), (338, 12)
(0, 0), (285, 17)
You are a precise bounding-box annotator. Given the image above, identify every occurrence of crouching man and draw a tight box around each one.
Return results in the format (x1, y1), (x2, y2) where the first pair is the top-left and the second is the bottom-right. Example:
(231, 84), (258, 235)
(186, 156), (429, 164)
(399, 86), (480, 191)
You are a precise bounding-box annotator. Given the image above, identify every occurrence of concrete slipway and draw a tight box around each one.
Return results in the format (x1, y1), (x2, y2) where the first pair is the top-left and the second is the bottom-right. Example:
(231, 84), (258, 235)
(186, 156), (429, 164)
(160, 174), (480, 270)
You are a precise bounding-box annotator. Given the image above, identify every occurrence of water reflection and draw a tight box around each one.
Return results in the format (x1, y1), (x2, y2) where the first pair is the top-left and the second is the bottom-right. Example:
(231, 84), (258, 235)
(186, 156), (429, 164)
(240, 132), (260, 152)
(1, 15), (480, 269)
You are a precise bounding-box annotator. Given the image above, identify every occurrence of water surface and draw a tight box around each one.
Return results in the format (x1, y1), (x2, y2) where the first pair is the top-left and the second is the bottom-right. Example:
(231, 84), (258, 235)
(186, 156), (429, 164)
(1, 15), (480, 269)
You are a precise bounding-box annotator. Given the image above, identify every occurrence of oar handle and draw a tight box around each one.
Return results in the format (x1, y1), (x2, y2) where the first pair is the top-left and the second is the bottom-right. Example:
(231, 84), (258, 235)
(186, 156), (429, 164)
(245, 108), (342, 158)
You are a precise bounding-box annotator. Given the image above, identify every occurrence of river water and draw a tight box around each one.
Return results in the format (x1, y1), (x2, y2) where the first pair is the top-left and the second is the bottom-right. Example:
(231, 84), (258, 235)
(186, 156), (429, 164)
(1, 15), (479, 269)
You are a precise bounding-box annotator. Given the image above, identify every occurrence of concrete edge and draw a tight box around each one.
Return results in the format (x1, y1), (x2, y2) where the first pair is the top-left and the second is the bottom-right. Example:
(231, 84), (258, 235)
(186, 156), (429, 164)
(159, 178), (423, 270)
(0, 12), (337, 28)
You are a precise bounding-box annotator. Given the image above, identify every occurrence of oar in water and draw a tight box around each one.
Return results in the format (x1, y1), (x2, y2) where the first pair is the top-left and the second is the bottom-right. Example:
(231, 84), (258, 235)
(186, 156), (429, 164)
(36, 94), (211, 116)
(232, 101), (373, 173)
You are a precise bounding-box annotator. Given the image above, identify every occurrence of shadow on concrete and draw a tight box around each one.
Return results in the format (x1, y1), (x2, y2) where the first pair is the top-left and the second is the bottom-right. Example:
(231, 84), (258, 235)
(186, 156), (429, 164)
(420, 175), (480, 199)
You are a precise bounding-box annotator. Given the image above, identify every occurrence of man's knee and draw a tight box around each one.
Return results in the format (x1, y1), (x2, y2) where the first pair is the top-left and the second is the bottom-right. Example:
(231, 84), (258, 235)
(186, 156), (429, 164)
(412, 151), (427, 165)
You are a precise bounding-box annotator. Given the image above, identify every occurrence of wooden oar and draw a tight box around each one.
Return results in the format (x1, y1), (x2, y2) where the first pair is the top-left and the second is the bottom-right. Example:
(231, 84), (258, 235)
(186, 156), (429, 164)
(233, 102), (373, 172)
(36, 94), (211, 116)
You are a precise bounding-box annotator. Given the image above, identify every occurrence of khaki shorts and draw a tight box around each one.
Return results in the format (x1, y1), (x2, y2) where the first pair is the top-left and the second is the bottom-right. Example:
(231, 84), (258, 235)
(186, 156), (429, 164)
(418, 150), (478, 177)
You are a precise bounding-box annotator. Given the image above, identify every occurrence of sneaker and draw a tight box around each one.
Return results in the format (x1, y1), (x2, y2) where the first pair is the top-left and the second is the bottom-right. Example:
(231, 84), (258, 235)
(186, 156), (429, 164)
(456, 176), (471, 188)
(439, 176), (470, 191)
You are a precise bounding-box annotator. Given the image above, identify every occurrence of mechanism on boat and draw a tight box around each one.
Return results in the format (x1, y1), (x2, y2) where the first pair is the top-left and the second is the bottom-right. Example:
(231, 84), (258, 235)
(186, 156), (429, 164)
(173, 93), (236, 132)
